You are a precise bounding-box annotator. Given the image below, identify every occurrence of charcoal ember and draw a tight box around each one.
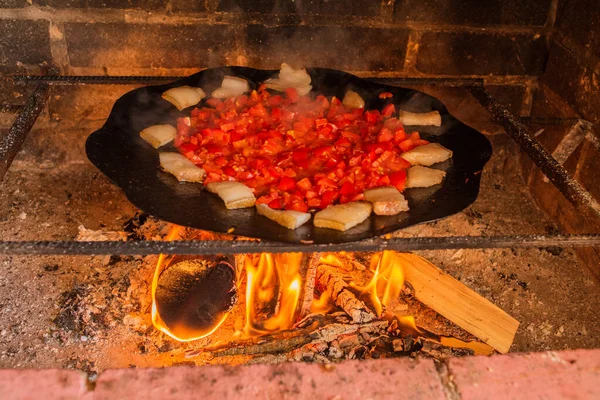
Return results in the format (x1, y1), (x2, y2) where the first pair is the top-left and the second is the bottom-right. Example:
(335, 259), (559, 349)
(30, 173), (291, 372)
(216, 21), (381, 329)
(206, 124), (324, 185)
(155, 255), (237, 339)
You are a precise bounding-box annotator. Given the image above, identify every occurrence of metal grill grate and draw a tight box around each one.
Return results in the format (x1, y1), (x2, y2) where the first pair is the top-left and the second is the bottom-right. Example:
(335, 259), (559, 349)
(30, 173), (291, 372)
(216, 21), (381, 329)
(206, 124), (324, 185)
(1, 74), (598, 255)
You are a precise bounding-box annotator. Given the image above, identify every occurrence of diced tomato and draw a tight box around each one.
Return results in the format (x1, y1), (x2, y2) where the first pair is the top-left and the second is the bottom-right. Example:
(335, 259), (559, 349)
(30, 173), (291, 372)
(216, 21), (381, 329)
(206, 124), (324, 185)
(278, 176), (296, 191)
(297, 177), (313, 191)
(206, 98), (221, 108)
(394, 130), (407, 143)
(365, 110), (380, 124)
(175, 84), (441, 217)
(286, 198), (308, 212)
(249, 103), (267, 118)
(222, 166), (236, 176)
(220, 122), (235, 132)
(249, 157), (270, 170)
(381, 104), (396, 118)
(305, 189), (318, 199)
(205, 144), (225, 155)
(177, 142), (198, 154)
(285, 87), (299, 103)
(409, 132), (421, 141)
(237, 170), (254, 180)
(268, 198), (283, 209)
(283, 168), (297, 178)
(315, 118), (328, 128)
(315, 95), (330, 109)
(390, 170), (407, 192)
(379, 92), (393, 99)
(377, 128), (394, 143)
(378, 175), (391, 186)
(317, 177), (337, 188)
(320, 190), (338, 209)
(204, 172), (222, 184)
(307, 198), (321, 208)
(214, 156), (228, 167)
(268, 95), (283, 106)
(339, 181), (355, 195)
(399, 139), (415, 152)
(314, 145), (334, 158)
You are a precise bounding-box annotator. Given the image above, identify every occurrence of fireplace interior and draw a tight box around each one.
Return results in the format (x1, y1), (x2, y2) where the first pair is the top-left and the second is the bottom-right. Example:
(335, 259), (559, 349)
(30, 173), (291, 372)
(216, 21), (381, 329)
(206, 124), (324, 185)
(1, 0), (600, 397)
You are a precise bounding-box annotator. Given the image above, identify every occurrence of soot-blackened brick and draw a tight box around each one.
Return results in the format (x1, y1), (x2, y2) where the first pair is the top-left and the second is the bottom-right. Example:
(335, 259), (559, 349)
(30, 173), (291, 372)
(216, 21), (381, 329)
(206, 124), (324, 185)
(0, 19), (52, 69)
(416, 31), (548, 76)
(394, 0), (551, 26)
(245, 25), (409, 71)
(33, 0), (169, 9)
(1, 0), (31, 7)
(170, 0), (208, 12)
(485, 85), (527, 116)
(65, 23), (237, 69)
(556, 0), (600, 60)
(218, 0), (380, 16)
(543, 40), (600, 123)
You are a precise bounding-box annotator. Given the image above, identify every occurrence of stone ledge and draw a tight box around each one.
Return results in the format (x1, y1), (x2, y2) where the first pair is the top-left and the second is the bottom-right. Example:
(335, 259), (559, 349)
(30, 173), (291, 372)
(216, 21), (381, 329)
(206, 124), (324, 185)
(0, 369), (88, 400)
(449, 349), (600, 400)
(1, 349), (599, 399)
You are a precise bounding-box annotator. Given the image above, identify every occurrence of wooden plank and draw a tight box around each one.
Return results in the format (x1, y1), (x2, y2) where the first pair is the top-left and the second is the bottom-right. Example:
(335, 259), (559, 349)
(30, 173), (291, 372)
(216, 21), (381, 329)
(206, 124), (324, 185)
(394, 252), (519, 354)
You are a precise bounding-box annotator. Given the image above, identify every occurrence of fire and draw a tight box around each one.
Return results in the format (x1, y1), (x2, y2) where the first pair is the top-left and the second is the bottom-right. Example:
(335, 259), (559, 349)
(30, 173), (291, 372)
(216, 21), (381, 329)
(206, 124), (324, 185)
(243, 253), (302, 336)
(352, 251), (405, 317)
(152, 228), (409, 344)
(151, 226), (230, 342)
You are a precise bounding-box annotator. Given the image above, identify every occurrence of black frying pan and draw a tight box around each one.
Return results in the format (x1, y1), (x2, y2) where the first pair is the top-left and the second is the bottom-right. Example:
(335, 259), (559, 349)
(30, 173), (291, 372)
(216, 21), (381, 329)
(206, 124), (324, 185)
(86, 67), (492, 243)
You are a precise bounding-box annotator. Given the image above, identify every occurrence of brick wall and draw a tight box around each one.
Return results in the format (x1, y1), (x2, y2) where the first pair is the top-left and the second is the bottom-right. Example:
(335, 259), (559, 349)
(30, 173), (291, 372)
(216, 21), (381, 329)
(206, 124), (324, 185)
(0, 0), (552, 80)
(542, 1), (600, 124)
(523, 1), (600, 281)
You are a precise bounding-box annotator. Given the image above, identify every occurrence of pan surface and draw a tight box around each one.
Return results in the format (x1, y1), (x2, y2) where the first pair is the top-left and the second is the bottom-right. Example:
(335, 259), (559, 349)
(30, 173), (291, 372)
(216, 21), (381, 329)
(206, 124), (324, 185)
(86, 67), (492, 243)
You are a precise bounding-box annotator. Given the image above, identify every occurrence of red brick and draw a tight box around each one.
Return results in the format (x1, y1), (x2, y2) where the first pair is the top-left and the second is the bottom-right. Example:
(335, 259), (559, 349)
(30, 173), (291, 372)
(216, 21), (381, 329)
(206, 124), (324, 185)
(244, 25), (409, 71)
(394, 0), (551, 26)
(417, 31), (547, 76)
(92, 358), (445, 400)
(449, 349), (600, 400)
(0, 369), (87, 400)
(64, 23), (237, 69)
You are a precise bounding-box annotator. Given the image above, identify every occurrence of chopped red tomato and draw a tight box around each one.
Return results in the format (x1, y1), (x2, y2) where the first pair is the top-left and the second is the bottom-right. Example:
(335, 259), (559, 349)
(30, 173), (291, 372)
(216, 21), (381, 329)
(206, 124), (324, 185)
(381, 104), (396, 118)
(379, 92), (393, 99)
(174, 85), (432, 210)
(390, 170), (407, 192)
(278, 176), (296, 191)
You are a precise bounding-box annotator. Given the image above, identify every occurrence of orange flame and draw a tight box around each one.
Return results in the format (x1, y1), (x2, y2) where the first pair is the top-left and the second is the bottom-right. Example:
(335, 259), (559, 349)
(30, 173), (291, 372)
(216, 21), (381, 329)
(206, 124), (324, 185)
(310, 291), (333, 314)
(352, 250), (405, 317)
(151, 226), (229, 342)
(243, 253), (302, 336)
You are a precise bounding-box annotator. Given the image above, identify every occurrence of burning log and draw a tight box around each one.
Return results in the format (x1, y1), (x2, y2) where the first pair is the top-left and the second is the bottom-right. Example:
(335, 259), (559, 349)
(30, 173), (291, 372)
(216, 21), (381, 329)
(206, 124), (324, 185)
(298, 253), (321, 318)
(196, 317), (388, 358)
(394, 253), (519, 354)
(154, 255), (237, 341)
(316, 264), (376, 323)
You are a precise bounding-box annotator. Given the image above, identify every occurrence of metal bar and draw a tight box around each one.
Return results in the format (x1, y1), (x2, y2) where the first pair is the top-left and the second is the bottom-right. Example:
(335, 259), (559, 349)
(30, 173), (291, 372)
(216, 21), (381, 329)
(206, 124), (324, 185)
(10, 75), (487, 87)
(467, 86), (600, 219)
(10, 75), (182, 85)
(0, 84), (49, 180)
(519, 116), (583, 125)
(585, 131), (600, 153)
(368, 77), (485, 87)
(0, 234), (599, 256)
